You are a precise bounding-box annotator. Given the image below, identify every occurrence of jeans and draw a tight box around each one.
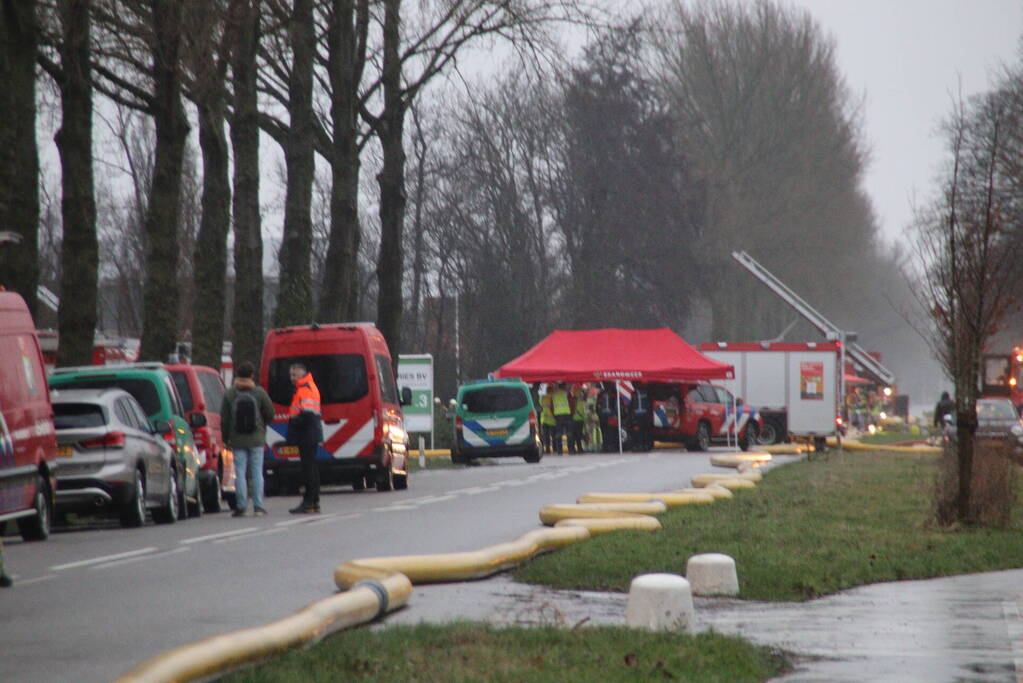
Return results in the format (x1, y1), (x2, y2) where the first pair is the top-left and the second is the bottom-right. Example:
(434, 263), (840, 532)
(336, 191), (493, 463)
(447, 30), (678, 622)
(233, 446), (265, 512)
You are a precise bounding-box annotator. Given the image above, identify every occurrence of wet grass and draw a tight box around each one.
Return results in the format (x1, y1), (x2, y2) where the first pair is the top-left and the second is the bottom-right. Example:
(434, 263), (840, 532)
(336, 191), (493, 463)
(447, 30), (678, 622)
(222, 622), (788, 682)
(515, 450), (1023, 601)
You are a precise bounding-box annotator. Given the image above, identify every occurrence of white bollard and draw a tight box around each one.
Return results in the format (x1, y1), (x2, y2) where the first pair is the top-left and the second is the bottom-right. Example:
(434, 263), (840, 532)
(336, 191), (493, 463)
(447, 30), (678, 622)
(625, 573), (695, 632)
(686, 553), (739, 596)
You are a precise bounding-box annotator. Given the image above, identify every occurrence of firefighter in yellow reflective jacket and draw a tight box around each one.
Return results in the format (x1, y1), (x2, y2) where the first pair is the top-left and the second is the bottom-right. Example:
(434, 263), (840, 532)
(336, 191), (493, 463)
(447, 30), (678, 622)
(539, 386), (557, 454)
(571, 384), (588, 453)
(550, 383), (573, 455)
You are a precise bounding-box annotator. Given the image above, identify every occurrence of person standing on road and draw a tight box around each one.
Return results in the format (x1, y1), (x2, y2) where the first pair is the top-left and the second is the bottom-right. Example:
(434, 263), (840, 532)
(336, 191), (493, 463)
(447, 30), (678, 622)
(933, 391), (955, 430)
(539, 386), (556, 454)
(550, 382), (574, 455)
(221, 361), (275, 517)
(287, 362), (323, 514)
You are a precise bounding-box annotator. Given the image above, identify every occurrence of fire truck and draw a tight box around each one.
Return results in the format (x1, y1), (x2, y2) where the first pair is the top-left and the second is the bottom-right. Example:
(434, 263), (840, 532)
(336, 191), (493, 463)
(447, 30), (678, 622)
(980, 350), (1023, 411)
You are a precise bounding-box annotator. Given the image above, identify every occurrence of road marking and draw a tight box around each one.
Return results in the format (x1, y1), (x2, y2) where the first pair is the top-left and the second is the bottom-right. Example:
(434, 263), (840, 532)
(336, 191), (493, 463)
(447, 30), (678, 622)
(273, 513), (344, 527)
(372, 504), (421, 512)
(16, 574), (57, 586)
(51, 547), (158, 571)
(180, 527), (259, 545)
(498, 478), (528, 487)
(94, 546), (190, 570)
(409, 494), (456, 504)
(1004, 599), (1023, 682)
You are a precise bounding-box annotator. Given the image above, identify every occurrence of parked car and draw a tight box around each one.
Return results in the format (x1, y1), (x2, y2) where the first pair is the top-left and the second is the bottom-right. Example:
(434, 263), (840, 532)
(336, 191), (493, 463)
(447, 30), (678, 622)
(648, 381), (763, 451)
(947, 398), (1023, 452)
(165, 363), (235, 512)
(51, 387), (179, 526)
(48, 364), (204, 518)
(451, 378), (542, 464)
(0, 292), (58, 541)
(261, 323), (412, 493)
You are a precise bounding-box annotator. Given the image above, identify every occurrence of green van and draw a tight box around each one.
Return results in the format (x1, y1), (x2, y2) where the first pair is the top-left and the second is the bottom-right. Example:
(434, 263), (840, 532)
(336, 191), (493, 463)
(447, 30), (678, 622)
(48, 364), (204, 520)
(451, 378), (542, 464)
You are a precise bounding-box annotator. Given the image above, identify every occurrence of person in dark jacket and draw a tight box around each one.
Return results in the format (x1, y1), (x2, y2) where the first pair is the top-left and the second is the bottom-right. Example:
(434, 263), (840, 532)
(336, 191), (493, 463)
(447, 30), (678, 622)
(221, 361), (275, 517)
(287, 362), (323, 514)
(933, 391), (955, 429)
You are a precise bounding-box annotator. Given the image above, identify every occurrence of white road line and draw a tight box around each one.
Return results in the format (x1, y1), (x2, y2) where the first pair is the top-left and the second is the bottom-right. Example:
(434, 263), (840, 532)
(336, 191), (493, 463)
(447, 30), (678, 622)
(51, 547), (158, 572)
(94, 546), (190, 570)
(411, 495), (457, 504)
(179, 527), (259, 545)
(498, 478), (528, 487)
(15, 574), (58, 586)
(1004, 599), (1023, 681)
(372, 505), (421, 512)
(273, 513), (343, 527)
(459, 486), (500, 495)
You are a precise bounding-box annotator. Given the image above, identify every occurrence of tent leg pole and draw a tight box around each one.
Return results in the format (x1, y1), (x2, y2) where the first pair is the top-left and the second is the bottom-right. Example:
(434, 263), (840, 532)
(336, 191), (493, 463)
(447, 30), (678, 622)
(617, 381), (623, 454)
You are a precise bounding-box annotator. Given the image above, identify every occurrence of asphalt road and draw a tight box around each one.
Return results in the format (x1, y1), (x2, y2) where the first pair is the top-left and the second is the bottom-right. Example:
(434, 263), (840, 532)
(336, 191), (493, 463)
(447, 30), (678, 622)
(0, 447), (786, 683)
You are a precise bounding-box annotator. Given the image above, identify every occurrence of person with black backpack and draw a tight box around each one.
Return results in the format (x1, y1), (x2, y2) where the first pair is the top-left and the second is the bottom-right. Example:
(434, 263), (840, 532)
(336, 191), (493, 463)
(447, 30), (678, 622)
(221, 361), (275, 517)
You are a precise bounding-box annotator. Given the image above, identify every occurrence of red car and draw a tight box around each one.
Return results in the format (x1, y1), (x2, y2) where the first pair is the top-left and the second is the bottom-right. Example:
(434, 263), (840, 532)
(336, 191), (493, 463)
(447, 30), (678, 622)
(166, 363), (235, 511)
(648, 382), (762, 451)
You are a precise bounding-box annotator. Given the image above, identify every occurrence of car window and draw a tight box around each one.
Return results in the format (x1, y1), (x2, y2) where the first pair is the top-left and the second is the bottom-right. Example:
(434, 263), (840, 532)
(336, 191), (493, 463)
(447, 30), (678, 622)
(197, 372), (225, 414)
(53, 377), (162, 417)
(686, 387), (702, 403)
(113, 398), (136, 429)
(170, 371), (194, 412)
(715, 387), (734, 404)
(978, 400), (1017, 420)
(128, 398), (153, 431)
(168, 377), (186, 418)
(268, 354), (369, 405)
(375, 355), (398, 405)
(53, 403), (107, 429)
(462, 386), (528, 413)
(697, 386), (718, 403)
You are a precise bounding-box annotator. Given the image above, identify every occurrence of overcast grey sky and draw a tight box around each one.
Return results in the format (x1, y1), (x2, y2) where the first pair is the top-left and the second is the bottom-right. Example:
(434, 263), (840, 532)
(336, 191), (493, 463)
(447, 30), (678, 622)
(777, 0), (1022, 244)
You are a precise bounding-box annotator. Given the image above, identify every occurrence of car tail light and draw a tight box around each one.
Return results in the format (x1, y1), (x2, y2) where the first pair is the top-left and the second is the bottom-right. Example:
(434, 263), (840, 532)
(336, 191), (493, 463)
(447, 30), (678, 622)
(162, 427), (176, 445)
(528, 410), (538, 430)
(836, 416), (844, 427)
(455, 415), (463, 431)
(193, 425), (210, 450)
(80, 431), (125, 449)
(373, 412), (382, 444)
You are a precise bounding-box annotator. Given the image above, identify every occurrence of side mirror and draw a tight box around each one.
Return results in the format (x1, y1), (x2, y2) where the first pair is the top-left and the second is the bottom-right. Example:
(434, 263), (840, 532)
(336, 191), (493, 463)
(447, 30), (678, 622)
(152, 419), (171, 435)
(400, 386), (413, 406)
(188, 412), (207, 429)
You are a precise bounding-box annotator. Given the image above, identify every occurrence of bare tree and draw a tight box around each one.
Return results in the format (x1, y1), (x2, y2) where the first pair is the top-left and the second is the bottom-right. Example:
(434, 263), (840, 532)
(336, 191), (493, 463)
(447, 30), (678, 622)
(912, 84), (1023, 525)
(0, 0), (42, 312)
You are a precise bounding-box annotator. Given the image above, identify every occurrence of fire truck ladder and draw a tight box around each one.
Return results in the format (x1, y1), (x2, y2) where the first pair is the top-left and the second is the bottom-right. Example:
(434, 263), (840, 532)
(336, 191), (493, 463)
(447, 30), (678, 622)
(731, 251), (896, 386)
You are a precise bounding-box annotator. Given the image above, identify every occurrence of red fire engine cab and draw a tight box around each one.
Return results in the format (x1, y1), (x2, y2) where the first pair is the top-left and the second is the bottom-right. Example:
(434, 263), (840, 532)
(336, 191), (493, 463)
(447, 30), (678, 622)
(980, 350), (1023, 412)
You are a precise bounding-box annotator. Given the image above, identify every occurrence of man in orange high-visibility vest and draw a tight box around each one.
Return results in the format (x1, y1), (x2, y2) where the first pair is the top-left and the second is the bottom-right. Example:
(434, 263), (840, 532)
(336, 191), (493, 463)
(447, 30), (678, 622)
(287, 362), (323, 514)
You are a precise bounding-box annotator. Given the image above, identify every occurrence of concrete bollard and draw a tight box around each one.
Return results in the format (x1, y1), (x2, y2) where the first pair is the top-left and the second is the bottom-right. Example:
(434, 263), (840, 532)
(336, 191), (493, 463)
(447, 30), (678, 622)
(625, 573), (695, 632)
(686, 553), (739, 596)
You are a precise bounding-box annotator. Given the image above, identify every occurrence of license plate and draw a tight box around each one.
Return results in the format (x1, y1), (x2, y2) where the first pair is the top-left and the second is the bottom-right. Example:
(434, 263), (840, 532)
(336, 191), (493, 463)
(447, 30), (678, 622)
(277, 445), (300, 459)
(57, 445), (73, 457)
(486, 429), (509, 437)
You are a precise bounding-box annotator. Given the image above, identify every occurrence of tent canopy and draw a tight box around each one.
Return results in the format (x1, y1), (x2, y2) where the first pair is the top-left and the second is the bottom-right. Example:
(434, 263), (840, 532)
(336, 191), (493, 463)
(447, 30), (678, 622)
(494, 328), (733, 384)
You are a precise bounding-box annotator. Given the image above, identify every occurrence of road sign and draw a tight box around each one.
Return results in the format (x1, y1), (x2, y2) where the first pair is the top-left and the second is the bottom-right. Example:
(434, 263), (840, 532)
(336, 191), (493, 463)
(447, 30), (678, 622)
(397, 355), (434, 440)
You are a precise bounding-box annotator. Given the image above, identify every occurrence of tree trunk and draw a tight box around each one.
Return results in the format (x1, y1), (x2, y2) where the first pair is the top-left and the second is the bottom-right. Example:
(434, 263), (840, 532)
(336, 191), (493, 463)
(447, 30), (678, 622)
(54, 0), (97, 368)
(138, 0), (188, 362)
(230, 0), (263, 369)
(318, 0), (362, 324)
(273, 0), (316, 328)
(375, 0), (406, 356)
(0, 0), (40, 313)
(191, 96), (230, 369)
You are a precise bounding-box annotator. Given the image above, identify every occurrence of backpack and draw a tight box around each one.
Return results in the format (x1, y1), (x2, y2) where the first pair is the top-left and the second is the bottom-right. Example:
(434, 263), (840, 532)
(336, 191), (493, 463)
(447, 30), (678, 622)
(233, 391), (259, 434)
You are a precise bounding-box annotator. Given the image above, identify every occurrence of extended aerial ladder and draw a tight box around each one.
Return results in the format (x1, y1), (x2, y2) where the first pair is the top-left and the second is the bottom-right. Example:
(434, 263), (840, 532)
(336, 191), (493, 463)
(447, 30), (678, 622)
(731, 251), (896, 447)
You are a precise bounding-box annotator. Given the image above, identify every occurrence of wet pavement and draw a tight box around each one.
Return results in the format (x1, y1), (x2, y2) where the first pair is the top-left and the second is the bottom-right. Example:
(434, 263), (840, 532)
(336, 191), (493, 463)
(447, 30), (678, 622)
(381, 568), (1023, 682)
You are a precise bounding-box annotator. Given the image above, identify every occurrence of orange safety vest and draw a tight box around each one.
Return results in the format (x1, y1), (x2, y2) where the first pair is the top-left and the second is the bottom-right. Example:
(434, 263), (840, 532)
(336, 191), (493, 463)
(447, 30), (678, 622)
(289, 373), (321, 416)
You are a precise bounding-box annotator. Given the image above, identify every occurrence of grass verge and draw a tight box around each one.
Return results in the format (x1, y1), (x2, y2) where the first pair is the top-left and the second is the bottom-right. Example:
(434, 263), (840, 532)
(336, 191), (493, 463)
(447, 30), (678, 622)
(222, 622), (789, 682)
(515, 450), (1023, 600)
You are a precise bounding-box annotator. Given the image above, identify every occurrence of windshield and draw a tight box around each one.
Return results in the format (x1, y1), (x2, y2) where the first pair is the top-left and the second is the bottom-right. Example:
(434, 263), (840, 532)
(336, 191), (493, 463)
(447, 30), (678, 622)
(268, 354), (369, 405)
(462, 386), (528, 413)
(170, 371), (194, 412)
(53, 403), (106, 429)
(52, 377), (162, 417)
(977, 400), (1018, 421)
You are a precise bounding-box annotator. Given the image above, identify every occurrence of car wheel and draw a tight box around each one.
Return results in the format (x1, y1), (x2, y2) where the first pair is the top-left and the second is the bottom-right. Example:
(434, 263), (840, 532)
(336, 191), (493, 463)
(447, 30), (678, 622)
(757, 420), (779, 445)
(119, 470), (147, 528)
(18, 474), (52, 541)
(352, 477), (366, 491)
(450, 447), (466, 465)
(687, 422), (711, 452)
(376, 464), (394, 492)
(202, 471), (222, 513)
(739, 423), (758, 452)
(175, 467), (188, 520)
(153, 469), (179, 524)
(393, 472), (408, 490)
(523, 447), (542, 464)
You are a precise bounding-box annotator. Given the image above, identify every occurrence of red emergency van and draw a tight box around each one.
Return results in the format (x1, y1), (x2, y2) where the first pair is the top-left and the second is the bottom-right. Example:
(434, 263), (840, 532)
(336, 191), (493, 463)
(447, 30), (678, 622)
(260, 323), (411, 493)
(0, 292), (58, 540)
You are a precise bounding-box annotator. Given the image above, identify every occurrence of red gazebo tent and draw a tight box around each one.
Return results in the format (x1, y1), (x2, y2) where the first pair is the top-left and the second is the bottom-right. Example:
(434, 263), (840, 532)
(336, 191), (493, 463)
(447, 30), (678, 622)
(494, 328), (733, 383)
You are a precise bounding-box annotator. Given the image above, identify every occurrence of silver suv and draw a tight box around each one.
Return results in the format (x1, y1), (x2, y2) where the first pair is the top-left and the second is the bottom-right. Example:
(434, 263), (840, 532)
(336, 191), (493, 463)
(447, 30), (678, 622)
(51, 387), (179, 526)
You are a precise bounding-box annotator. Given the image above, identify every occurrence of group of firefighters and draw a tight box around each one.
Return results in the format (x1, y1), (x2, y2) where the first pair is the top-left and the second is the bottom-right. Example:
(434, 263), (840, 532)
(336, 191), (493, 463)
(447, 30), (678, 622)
(843, 386), (891, 431)
(535, 382), (652, 454)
